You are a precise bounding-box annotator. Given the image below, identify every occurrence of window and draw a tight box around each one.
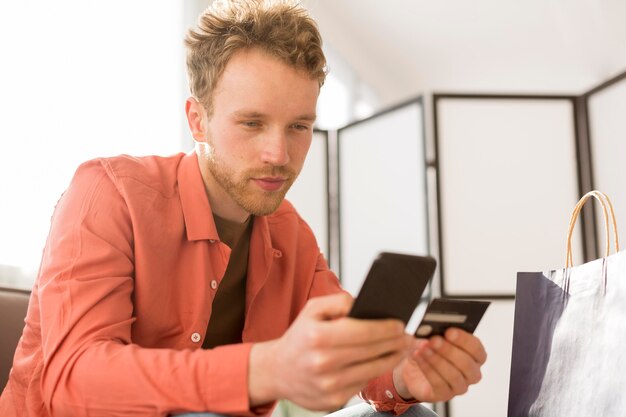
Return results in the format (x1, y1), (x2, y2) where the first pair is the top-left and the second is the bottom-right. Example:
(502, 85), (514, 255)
(0, 1), (186, 289)
(316, 45), (378, 130)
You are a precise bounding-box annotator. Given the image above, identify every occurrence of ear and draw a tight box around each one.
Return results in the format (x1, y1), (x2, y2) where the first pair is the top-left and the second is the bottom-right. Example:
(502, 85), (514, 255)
(185, 97), (207, 143)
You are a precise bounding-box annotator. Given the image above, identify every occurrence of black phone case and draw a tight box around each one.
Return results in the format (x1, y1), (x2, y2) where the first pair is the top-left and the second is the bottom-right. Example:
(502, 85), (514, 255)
(348, 252), (436, 324)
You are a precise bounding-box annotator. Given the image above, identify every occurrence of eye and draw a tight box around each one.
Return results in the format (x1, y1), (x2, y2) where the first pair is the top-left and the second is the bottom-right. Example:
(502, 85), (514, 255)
(241, 120), (261, 128)
(291, 123), (310, 131)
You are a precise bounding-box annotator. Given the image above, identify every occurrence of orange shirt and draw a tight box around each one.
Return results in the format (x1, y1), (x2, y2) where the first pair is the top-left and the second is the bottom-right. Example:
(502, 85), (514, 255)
(0, 152), (414, 416)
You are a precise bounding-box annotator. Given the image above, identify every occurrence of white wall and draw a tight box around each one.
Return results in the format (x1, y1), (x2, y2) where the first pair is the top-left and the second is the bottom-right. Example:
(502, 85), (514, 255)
(306, 0), (626, 107)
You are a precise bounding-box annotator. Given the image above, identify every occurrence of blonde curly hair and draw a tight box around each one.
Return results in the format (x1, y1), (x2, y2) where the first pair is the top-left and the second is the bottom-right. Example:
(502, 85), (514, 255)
(185, 0), (327, 114)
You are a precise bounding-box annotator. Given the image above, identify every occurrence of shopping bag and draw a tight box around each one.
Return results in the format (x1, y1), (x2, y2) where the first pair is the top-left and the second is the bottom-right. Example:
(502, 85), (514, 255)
(508, 191), (626, 417)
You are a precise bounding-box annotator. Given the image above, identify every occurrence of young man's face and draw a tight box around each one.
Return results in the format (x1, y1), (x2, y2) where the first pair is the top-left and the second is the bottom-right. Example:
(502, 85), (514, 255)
(187, 48), (319, 222)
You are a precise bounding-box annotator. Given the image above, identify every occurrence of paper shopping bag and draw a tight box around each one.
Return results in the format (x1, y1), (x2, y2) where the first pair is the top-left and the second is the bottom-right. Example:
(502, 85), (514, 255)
(508, 191), (626, 417)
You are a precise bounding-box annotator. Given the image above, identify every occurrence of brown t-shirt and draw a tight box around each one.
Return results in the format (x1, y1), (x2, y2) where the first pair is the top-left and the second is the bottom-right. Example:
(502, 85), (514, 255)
(202, 214), (253, 349)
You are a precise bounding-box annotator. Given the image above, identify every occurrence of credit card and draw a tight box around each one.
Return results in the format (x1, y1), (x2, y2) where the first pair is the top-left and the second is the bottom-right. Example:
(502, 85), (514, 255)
(415, 298), (490, 338)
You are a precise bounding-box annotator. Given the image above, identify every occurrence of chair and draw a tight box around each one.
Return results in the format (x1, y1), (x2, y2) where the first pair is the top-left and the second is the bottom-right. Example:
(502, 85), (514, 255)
(0, 287), (30, 390)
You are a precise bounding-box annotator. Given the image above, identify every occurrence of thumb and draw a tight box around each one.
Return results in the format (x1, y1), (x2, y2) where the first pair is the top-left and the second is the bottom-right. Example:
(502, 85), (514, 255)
(303, 292), (353, 321)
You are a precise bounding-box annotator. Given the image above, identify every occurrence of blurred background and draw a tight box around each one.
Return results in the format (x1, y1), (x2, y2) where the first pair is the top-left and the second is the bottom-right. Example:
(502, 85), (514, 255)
(1, 1), (625, 416)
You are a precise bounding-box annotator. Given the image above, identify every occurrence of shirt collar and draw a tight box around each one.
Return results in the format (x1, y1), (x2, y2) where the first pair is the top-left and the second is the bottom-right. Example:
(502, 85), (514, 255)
(178, 150), (220, 242)
(177, 150), (274, 252)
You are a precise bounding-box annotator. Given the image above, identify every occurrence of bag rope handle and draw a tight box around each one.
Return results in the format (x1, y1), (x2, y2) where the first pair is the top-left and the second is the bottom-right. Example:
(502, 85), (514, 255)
(566, 190), (619, 268)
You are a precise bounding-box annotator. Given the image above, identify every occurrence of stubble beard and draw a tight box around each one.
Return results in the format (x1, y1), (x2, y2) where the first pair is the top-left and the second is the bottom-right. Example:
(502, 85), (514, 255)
(207, 154), (297, 217)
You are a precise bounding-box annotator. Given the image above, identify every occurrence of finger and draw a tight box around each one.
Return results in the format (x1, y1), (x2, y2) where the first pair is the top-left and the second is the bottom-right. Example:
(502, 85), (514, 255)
(411, 350), (454, 402)
(444, 328), (487, 365)
(318, 317), (406, 348)
(307, 334), (412, 374)
(405, 334), (422, 353)
(416, 344), (470, 396)
(429, 334), (482, 384)
(411, 337), (428, 352)
(304, 292), (354, 320)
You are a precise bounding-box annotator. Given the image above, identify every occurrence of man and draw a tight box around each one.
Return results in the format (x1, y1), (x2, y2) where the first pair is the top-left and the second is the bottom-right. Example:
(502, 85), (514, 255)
(0, 0), (486, 416)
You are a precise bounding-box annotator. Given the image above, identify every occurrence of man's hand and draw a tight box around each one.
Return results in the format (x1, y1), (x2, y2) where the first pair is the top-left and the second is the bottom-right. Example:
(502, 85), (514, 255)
(393, 328), (487, 403)
(249, 293), (411, 411)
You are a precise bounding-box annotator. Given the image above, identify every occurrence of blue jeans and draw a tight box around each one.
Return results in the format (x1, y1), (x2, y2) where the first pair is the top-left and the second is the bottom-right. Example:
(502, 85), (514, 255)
(174, 402), (438, 417)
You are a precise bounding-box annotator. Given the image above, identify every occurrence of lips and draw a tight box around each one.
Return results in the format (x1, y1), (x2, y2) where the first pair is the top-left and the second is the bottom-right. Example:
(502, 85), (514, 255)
(252, 177), (288, 191)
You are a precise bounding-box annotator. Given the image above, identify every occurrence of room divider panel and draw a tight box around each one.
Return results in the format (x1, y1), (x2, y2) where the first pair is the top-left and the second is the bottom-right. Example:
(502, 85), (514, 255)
(433, 94), (586, 417)
(337, 98), (430, 297)
(285, 130), (331, 260)
(585, 71), (626, 248)
(433, 94), (585, 299)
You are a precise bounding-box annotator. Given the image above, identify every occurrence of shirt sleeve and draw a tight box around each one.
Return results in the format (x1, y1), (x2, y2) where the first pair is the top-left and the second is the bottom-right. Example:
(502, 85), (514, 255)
(360, 372), (420, 415)
(307, 253), (345, 298)
(37, 160), (263, 417)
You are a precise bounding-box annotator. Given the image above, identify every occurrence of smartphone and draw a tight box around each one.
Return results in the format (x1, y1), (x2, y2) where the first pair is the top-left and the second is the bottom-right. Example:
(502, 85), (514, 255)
(348, 252), (436, 324)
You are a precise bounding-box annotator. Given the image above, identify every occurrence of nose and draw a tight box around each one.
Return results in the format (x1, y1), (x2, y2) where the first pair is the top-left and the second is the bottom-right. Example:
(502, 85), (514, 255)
(260, 129), (290, 166)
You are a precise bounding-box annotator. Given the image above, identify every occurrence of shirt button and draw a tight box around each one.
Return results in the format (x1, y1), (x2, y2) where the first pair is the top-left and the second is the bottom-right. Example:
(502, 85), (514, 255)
(209, 239), (216, 243)
(210, 279), (218, 290)
(191, 332), (201, 343)
(385, 390), (394, 399)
